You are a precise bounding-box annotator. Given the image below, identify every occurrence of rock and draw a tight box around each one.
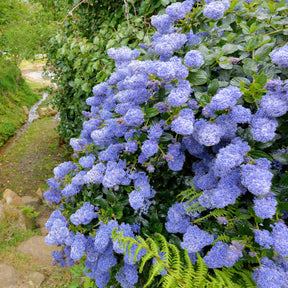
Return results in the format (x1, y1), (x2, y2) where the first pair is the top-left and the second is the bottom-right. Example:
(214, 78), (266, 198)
(40, 226), (49, 236)
(17, 236), (61, 264)
(0, 264), (18, 288)
(21, 196), (39, 207)
(36, 188), (43, 199)
(26, 272), (45, 287)
(47, 109), (58, 116)
(47, 104), (54, 112)
(35, 214), (49, 229)
(3, 189), (25, 206)
(23, 106), (29, 116)
(39, 108), (47, 117)
(0, 203), (28, 231)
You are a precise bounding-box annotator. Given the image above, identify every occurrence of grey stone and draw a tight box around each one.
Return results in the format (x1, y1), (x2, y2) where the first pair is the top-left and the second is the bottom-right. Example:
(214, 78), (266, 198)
(23, 106), (29, 116)
(21, 196), (39, 207)
(36, 188), (43, 199)
(0, 203), (28, 231)
(39, 108), (47, 117)
(3, 189), (25, 206)
(40, 226), (49, 236)
(0, 264), (17, 288)
(17, 236), (61, 264)
(26, 271), (45, 287)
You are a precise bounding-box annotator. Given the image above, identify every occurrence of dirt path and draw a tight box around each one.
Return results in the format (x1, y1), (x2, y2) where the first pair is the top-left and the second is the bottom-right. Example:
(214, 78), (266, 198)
(0, 66), (77, 288)
(0, 66), (65, 196)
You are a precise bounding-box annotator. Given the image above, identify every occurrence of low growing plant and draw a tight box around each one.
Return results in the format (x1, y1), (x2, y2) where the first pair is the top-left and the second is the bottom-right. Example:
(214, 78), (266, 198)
(44, 0), (288, 287)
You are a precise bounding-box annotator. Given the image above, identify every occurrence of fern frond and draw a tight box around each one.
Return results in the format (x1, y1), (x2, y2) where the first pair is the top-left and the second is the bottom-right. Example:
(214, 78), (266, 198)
(178, 184), (198, 202)
(213, 233), (231, 244)
(145, 259), (165, 288)
(213, 269), (242, 288)
(157, 233), (170, 259)
(180, 249), (196, 287)
(193, 253), (209, 288)
(112, 230), (256, 288)
(193, 208), (229, 224)
(236, 271), (257, 288)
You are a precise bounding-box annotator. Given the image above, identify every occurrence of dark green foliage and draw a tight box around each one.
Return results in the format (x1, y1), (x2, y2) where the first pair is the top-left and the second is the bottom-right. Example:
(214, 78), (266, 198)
(47, 0), (175, 142)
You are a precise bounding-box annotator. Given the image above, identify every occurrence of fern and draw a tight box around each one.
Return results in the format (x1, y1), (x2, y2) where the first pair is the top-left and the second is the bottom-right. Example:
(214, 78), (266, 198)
(193, 208), (230, 224)
(178, 183), (198, 202)
(213, 233), (231, 244)
(111, 230), (257, 288)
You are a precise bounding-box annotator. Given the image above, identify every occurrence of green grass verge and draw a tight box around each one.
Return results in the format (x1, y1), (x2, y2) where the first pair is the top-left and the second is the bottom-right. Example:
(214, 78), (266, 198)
(0, 58), (42, 147)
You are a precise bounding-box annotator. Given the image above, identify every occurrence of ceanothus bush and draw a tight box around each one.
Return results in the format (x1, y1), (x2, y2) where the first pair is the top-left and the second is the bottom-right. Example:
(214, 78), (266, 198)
(44, 0), (288, 287)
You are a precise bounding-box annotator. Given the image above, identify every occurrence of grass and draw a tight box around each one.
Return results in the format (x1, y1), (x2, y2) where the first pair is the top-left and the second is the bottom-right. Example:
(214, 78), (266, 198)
(0, 215), (39, 253)
(0, 116), (68, 195)
(19, 57), (47, 70)
(0, 58), (42, 147)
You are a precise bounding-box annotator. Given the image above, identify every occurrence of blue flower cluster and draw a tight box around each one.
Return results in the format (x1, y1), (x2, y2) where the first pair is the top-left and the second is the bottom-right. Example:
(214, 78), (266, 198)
(252, 257), (288, 288)
(203, 241), (244, 268)
(44, 0), (288, 286)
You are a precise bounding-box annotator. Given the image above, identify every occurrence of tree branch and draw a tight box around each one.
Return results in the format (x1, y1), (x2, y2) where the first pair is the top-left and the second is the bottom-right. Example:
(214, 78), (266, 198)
(60, 0), (88, 25)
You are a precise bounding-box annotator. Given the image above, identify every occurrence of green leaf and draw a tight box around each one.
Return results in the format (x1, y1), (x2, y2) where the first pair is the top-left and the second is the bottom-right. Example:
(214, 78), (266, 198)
(222, 44), (240, 54)
(199, 94), (211, 106)
(230, 77), (251, 88)
(279, 173), (288, 187)
(113, 203), (124, 219)
(161, 0), (170, 5)
(238, 214), (252, 220)
(208, 79), (219, 95)
(278, 202), (288, 210)
(106, 190), (116, 203)
(95, 198), (108, 209)
(249, 150), (273, 161)
(255, 42), (274, 60)
(219, 62), (233, 70)
(145, 108), (159, 118)
(243, 59), (258, 76)
(254, 74), (267, 88)
(272, 153), (288, 165)
(159, 132), (174, 142)
(188, 70), (208, 85)
(136, 30), (144, 40)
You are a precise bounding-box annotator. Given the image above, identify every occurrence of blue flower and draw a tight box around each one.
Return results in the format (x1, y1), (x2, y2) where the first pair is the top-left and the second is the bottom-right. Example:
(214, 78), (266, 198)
(184, 50), (204, 68)
(70, 202), (98, 226)
(193, 119), (223, 146)
(211, 86), (243, 111)
(181, 225), (214, 253)
(165, 202), (191, 233)
(250, 113), (278, 143)
(272, 222), (288, 256)
(53, 161), (75, 178)
(254, 194), (277, 219)
(252, 257), (287, 288)
(70, 232), (86, 261)
(203, 1), (226, 20)
(79, 154), (95, 169)
(241, 160), (273, 196)
(141, 140), (159, 158)
(253, 229), (273, 249)
(270, 45), (288, 67)
(124, 107), (144, 127)
(204, 241), (241, 268)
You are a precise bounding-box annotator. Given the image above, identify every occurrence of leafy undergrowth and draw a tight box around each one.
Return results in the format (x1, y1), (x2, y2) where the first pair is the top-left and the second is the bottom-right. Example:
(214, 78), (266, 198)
(0, 58), (42, 147)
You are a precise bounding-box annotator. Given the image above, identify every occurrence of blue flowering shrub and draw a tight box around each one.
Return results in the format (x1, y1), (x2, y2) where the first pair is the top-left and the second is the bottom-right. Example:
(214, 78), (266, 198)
(44, 0), (288, 287)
